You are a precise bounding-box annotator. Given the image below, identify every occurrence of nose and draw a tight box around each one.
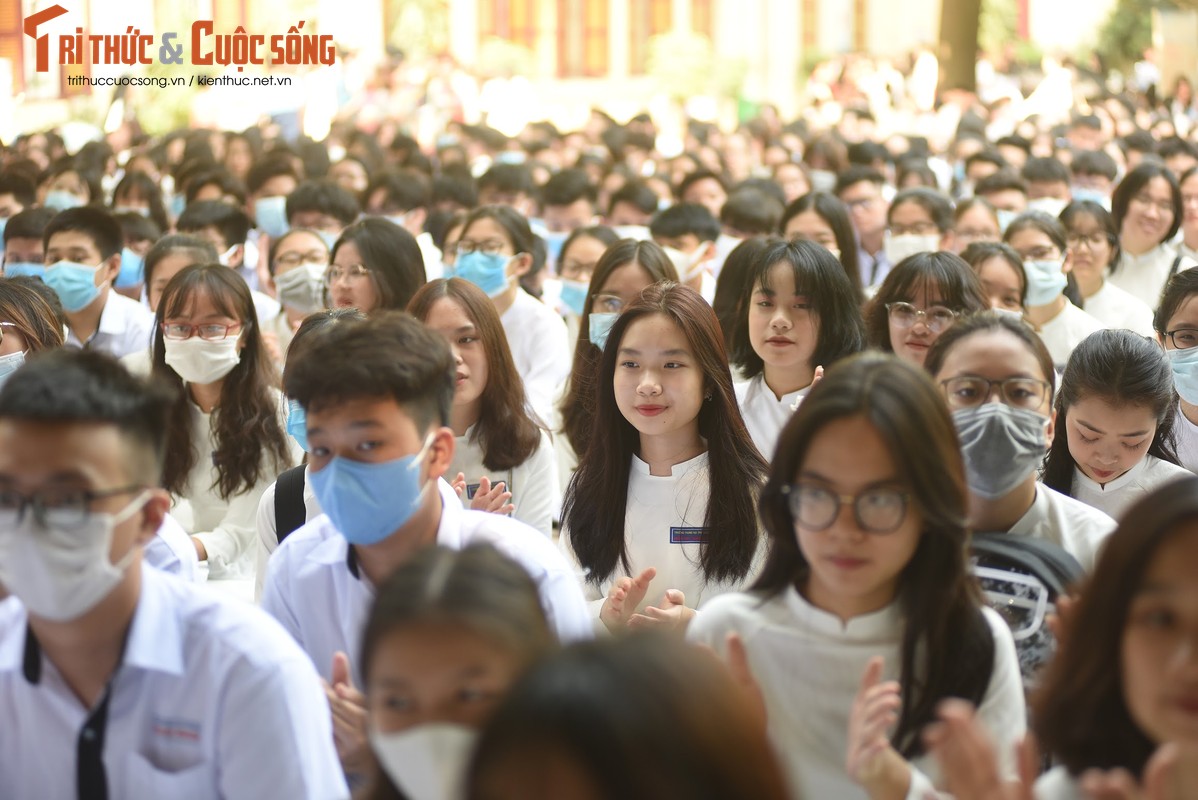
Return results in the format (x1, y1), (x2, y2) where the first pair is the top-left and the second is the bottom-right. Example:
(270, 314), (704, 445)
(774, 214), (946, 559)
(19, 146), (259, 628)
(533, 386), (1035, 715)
(770, 307), (792, 329)
(637, 371), (661, 396)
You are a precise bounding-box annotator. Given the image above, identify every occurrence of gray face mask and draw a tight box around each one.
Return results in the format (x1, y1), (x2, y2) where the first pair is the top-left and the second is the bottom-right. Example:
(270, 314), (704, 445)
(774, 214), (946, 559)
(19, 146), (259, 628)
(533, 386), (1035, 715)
(953, 403), (1049, 500)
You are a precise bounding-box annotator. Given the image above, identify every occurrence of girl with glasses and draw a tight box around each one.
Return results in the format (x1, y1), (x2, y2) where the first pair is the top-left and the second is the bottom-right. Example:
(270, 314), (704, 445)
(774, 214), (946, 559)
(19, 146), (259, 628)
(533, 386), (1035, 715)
(153, 264), (298, 580)
(1109, 162), (1187, 308)
(326, 217), (425, 316)
(1155, 268), (1198, 472)
(1041, 329), (1188, 520)
(925, 311), (1116, 571)
(688, 352), (1025, 799)
(1059, 200), (1155, 336)
(865, 250), (989, 367)
(731, 239), (865, 461)
(1004, 210), (1103, 370)
(560, 282), (766, 635)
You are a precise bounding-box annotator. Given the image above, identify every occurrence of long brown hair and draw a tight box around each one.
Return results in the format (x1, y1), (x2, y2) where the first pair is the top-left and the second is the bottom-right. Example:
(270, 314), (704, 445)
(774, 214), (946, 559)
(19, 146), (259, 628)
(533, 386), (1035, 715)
(408, 278), (542, 469)
(1034, 476), (1198, 777)
(153, 264), (291, 499)
(0, 279), (64, 351)
(561, 282), (767, 585)
(559, 239), (677, 460)
(754, 353), (994, 758)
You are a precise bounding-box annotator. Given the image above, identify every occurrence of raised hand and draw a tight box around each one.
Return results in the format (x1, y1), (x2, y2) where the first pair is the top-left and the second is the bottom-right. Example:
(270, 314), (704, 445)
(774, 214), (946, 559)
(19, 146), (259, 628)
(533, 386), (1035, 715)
(598, 567), (656, 634)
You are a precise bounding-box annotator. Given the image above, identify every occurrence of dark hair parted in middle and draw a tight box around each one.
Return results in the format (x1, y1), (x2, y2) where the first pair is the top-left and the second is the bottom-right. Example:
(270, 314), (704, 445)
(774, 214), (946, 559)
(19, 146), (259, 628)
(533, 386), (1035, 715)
(1034, 476), (1198, 777)
(558, 239), (678, 461)
(864, 251), (989, 351)
(408, 278), (543, 470)
(153, 264), (292, 499)
(1041, 329), (1180, 495)
(284, 309), (455, 433)
(466, 635), (790, 800)
(754, 352), (995, 759)
(779, 191), (864, 301)
(732, 239), (866, 379)
(331, 217), (426, 311)
(561, 282), (767, 586)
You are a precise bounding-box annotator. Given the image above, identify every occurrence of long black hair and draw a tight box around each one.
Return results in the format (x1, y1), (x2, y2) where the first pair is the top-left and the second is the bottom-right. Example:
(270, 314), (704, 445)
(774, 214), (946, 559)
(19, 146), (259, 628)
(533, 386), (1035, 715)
(562, 282), (767, 585)
(754, 352), (995, 758)
(1042, 329), (1180, 495)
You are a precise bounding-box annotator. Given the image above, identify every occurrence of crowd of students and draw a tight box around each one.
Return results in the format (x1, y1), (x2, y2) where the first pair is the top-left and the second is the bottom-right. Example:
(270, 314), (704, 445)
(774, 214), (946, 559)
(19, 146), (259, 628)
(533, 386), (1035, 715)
(1, 85), (1198, 799)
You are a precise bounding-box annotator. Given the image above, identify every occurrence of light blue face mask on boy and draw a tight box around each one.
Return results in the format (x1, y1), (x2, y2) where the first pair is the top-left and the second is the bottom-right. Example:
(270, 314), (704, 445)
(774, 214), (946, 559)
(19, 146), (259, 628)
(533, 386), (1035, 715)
(308, 434), (435, 546)
(44, 261), (104, 313)
(286, 399), (309, 452)
(116, 247), (144, 288)
(1167, 346), (1198, 406)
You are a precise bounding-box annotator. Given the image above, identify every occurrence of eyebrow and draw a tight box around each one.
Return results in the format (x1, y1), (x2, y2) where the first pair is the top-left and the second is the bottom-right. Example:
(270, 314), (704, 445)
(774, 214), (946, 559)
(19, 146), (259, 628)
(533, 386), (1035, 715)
(798, 469), (902, 488)
(617, 348), (690, 357)
(305, 420), (385, 436)
(1075, 418), (1149, 437)
(452, 325), (477, 335)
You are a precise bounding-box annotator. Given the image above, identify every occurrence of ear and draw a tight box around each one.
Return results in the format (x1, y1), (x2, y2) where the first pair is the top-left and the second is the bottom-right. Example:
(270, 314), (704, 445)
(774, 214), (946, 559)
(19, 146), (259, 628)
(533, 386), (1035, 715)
(1044, 407), (1057, 449)
(406, 207), (427, 232)
(1061, 246), (1073, 274)
(228, 243), (245, 269)
(699, 240), (718, 262)
(508, 251), (533, 278)
(133, 490), (172, 546)
(100, 251), (121, 285)
(426, 426), (456, 482)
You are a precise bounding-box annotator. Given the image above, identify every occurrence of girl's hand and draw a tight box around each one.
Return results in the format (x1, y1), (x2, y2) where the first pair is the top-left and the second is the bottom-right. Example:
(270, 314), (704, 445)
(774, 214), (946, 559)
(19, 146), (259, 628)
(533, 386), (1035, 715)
(846, 657), (910, 800)
(1079, 742), (1198, 800)
(468, 476), (515, 516)
(724, 632), (768, 732)
(451, 472), (467, 498)
(323, 651), (373, 778)
(924, 698), (1037, 800)
(599, 567), (656, 634)
(628, 589), (696, 634)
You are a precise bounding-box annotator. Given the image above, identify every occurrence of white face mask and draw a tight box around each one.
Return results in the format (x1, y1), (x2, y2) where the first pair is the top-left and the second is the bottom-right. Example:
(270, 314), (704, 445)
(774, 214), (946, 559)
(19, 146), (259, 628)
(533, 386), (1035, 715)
(274, 263), (328, 314)
(371, 723), (476, 800)
(1027, 197), (1068, 218)
(164, 335), (242, 384)
(217, 244), (239, 268)
(0, 492), (149, 621)
(883, 231), (941, 265)
(662, 244), (710, 282)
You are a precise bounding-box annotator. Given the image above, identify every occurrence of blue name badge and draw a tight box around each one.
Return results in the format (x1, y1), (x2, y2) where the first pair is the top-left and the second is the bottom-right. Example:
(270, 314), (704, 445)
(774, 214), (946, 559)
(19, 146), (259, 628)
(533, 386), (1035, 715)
(669, 526), (708, 544)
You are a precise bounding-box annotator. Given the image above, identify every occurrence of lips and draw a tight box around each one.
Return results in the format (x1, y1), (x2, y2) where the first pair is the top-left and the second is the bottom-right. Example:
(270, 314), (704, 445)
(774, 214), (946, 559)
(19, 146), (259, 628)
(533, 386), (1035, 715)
(636, 405), (666, 416)
(455, 372), (468, 386)
(1089, 467), (1116, 481)
(766, 337), (794, 346)
(904, 340), (929, 350)
(827, 555), (868, 570)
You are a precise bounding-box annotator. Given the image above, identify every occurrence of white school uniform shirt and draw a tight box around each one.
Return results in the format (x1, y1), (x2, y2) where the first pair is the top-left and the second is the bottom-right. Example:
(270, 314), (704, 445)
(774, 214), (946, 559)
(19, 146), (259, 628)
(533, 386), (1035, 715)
(1035, 301), (1104, 369)
(735, 375), (811, 461)
(1071, 455), (1193, 520)
(499, 288), (571, 424)
(1081, 280), (1156, 337)
(558, 452), (764, 625)
(250, 289), (281, 325)
(0, 565), (348, 800)
(1034, 766), (1086, 799)
(144, 513), (202, 583)
(1175, 403), (1198, 472)
(688, 590), (1026, 800)
(171, 390), (299, 581)
(449, 426), (558, 537)
(265, 310), (298, 361)
(417, 231), (443, 281)
(119, 347), (152, 376)
(1108, 243), (1188, 308)
(261, 478), (592, 685)
(65, 290), (155, 358)
(1000, 483), (1117, 571)
(254, 466), (323, 600)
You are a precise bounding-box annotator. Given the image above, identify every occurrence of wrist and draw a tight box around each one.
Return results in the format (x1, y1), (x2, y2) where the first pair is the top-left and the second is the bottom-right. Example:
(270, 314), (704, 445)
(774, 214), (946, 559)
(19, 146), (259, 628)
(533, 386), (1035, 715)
(861, 750), (911, 800)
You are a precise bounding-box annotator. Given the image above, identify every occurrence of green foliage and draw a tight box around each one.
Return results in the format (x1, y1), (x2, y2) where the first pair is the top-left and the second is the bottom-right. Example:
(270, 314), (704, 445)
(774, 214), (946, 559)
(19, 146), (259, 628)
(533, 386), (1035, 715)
(386, 0), (450, 58)
(979, 0), (1017, 58)
(1095, 0), (1191, 69)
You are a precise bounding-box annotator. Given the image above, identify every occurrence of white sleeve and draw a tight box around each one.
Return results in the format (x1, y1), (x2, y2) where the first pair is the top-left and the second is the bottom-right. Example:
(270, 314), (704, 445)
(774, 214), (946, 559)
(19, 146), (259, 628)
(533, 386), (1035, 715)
(259, 545), (304, 647)
(512, 430), (558, 538)
(191, 481), (269, 577)
(215, 625), (349, 799)
(973, 608), (1028, 781)
(521, 314), (571, 424)
(142, 513), (201, 582)
(556, 523), (606, 623)
(254, 482), (280, 602)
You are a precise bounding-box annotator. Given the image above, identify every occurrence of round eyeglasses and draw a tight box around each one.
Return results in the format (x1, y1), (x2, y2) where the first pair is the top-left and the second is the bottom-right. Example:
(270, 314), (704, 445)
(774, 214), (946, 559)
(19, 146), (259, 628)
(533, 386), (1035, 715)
(780, 483), (910, 534)
(885, 302), (957, 334)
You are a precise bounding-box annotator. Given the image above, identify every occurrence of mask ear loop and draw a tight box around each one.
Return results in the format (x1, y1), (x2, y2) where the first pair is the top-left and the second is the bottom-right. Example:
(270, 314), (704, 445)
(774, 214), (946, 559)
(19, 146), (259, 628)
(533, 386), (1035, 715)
(109, 489), (155, 570)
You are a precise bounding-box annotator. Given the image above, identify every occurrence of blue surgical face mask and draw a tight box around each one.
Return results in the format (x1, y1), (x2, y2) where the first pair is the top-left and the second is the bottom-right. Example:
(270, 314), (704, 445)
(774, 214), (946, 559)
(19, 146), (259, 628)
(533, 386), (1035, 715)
(116, 247), (144, 288)
(45, 261), (104, 313)
(454, 251), (511, 298)
(44, 190), (85, 212)
(286, 398), (309, 452)
(1022, 259), (1067, 307)
(3, 262), (45, 280)
(559, 279), (589, 317)
(996, 209), (1018, 233)
(169, 194), (186, 218)
(308, 434), (435, 546)
(384, 214), (409, 229)
(316, 230), (340, 250)
(0, 350), (26, 390)
(113, 205), (151, 218)
(0, 217), (7, 240)
(544, 231), (568, 268)
(1070, 187), (1109, 207)
(255, 195), (289, 238)
(589, 312), (617, 350)
(1167, 346), (1198, 406)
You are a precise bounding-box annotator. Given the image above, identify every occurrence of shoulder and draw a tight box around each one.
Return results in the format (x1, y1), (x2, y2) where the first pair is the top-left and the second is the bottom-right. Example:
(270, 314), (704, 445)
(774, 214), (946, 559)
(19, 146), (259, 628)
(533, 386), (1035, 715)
(1034, 766), (1082, 800)
(1039, 484), (1118, 529)
(688, 590), (775, 643)
(266, 515), (342, 574)
(1143, 454), (1194, 482)
(733, 376), (760, 405)
(512, 290), (568, 331)
(457, 510), (572, 579)
(1062, 302), (1103, 333)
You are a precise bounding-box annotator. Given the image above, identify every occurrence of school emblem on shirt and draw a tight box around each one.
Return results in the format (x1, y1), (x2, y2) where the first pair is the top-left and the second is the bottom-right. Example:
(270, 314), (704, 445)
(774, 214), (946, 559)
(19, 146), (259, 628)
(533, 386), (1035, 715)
(151, 715), (201, 742)
(669, 526), (708, 544)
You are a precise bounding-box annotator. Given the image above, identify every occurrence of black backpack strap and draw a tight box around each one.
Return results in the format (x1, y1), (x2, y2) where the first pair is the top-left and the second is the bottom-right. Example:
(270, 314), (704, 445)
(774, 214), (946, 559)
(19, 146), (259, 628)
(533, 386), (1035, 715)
(274, 465), (308, 544)
(1169, 254), (1185, 281)
(970, 532), (1084, 598)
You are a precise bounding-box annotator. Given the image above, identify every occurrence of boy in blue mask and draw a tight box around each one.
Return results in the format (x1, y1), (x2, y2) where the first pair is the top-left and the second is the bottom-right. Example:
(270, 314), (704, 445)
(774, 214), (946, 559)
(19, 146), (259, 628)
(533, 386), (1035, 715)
(0, 350), (347, 799)
(177, 200), (281, 324)
(42, 207), (154, 358)
(285, 179), (360, 247)
(262, 311), (590, 779)
(2, 206), (54, 279)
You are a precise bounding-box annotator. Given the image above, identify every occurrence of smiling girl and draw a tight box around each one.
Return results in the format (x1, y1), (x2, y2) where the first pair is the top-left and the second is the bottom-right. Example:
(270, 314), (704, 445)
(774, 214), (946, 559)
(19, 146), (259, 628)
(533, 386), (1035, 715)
(1109, 162), (1186, 309)
(689, 353), (1024, 799)
(732, 239), (865, 460)
(1041, 329), (1189, 520)
(560, 282), (767, 634)
(1059, 200), (1155, 336)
